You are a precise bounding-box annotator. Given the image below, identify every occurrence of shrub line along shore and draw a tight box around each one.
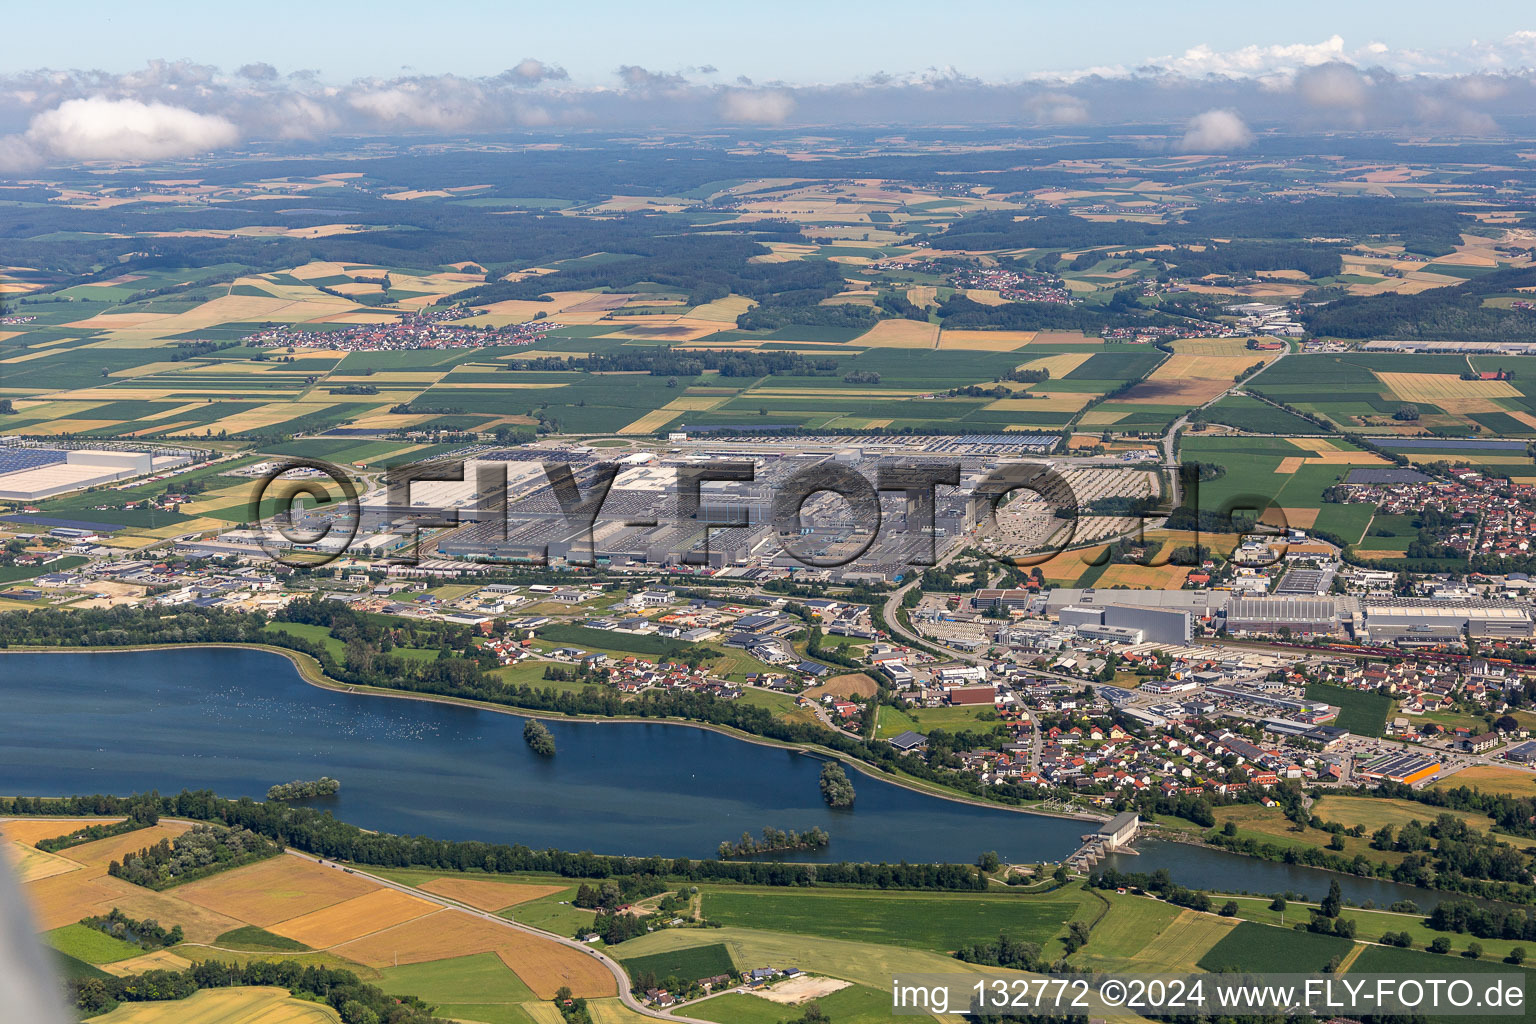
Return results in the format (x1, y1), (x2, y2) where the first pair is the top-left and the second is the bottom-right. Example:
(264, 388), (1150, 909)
(0, 642), (1106, 832)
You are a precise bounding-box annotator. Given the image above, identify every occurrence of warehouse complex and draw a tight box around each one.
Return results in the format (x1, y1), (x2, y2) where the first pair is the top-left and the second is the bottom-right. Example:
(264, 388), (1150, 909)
(0, 446), (192, 501)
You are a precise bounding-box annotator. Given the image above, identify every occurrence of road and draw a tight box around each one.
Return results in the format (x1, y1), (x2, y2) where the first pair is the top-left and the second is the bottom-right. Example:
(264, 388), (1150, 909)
(283, 850), (717, 1024)
(1157, 342), (1288, 519)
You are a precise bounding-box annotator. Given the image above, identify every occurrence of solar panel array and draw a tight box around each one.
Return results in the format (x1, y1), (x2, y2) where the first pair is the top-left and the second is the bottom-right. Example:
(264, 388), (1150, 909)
(0, 449), (66, 477)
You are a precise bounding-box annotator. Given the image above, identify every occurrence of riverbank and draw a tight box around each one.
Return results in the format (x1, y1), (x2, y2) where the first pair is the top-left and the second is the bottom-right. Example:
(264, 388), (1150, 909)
(0, 642), (1105, 830)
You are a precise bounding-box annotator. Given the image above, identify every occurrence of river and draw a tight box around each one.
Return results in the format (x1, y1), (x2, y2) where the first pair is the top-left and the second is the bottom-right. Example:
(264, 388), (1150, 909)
(0, 648), (1459, 907)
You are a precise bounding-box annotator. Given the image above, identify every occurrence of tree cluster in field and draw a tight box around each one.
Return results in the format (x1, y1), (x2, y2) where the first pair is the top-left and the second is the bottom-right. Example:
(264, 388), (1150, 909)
(78, 908), (183, 951)
(1158, 241), (1344, 280)
(504, 348), (839, 379)
(5, 790), (991, 892)
(524, 719), (557, 756)
(107, 824), (281, 890)
(36, 803), (158, 852)
(1432, 895), (1536, 940)
(266, 777), (340, 801)
(954, 933), (1048, 972)
(819, 762), (856, 807)
(572, 876), (669, 913)
(67, 959), (449, 1023)
(1090, 868), (1215, 914)
(718, 826), (830, 859)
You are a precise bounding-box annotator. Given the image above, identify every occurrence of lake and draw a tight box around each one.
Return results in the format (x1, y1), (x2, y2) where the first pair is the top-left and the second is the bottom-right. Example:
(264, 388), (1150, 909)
(0, 648), (1459, 907)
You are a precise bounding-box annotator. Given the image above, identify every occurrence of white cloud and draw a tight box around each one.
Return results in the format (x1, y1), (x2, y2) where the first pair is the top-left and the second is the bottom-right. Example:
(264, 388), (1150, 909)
(1178, 109), (1252, 152)
(24, 97), (237, 163)
(1150, 35), (1348, 77)
(718, 88), (794, 124)
(1295, 62), (1370, 109)
(1026, 91), (1089, 124)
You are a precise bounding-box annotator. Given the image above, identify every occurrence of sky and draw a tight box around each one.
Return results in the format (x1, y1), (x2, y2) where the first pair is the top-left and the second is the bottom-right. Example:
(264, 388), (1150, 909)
(5, 0), (1534, 84)
(4, 3), (1536, 170)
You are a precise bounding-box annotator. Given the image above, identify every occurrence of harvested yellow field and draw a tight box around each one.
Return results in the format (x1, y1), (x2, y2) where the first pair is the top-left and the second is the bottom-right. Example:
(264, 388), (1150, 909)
(84, 986), (341, 1024)
(520, 1003), (568, 1024)
(1077, 410), (1128, 425)
(1094, 563), (1198, 589)
(964, 288), (1009, 305)
(334, 908), (616, 998)
(5, 843), (81, 883)
(905, 285), (936, 307)
(201, 403), (342, 436)
(92, 877), (244, 944)
(1016, 352), (1092, 377)
(1131, 910), (1237, 972)
(174, 855), (375, 927)
(586, 999), (662, 1024)
(1374, 372), (1521, 411)
(651, 395), (725, 411)
(938, 329), (1037, 350)
(0, 347), (80, 366)
(1431, 764), (1536, 797)
(60, 824), (191, 876)
(1282, 507), (1320, 528)
(100, 950), (193, 977)
(61, 312), (174, 330)
(416, 878), (566, 912)
(1508, 411), (1536, 431)
(1287, 437), (1341, 453)
(617, 407), (685, 435)
(1296, 452), (1387, 466)
(982, 394), (1091, 413)
(1, 818), (124, 847)
(18, 871), (118, 929)
(688, 294), (756, 323)
(269, 888), (436, 947)
(1275, 457), (1304, 473)
(851, 319), (939, 348)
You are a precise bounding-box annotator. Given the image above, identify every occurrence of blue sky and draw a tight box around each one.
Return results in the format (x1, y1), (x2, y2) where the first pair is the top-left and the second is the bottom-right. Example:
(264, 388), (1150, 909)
(6, 0), (1533, 82)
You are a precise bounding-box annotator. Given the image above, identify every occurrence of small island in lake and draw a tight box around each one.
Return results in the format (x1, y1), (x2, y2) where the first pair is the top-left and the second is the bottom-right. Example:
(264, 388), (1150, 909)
(266, 777), (340, 801)
(524, 719), (556, 756)
(719, 826), (830, 859)
(819, 762), (855, 808)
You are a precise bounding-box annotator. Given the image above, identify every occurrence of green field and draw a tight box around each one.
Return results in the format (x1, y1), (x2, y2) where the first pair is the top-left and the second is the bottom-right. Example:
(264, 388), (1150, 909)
(45, 923), (143, 965)
(1306, 681), (1391, 736)
(701, 888), (1085, 953)
(213, 925), (312, 952)
(617, 942), (737, 983)
(379, 952), (539, 1024)
(689, 983), (896, 1024)
(1346, 945), (1536, 1024)
(1196, 921), (1353, 973)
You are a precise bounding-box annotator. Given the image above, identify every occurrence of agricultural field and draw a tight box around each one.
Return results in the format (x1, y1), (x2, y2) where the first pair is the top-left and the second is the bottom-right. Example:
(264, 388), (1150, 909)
(1195, 921), (1353, 973)
(1431, 764), (1536, 797)
(615, 942), (736, 983)
(689, 983), (895, 1024)
(1304, 682), (1392, 736)
(5, 818), (614, 1007)
(1182, 435), (1386, 546)
(699, 886), (1094, 953)
(84, 986), (343, 1024)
